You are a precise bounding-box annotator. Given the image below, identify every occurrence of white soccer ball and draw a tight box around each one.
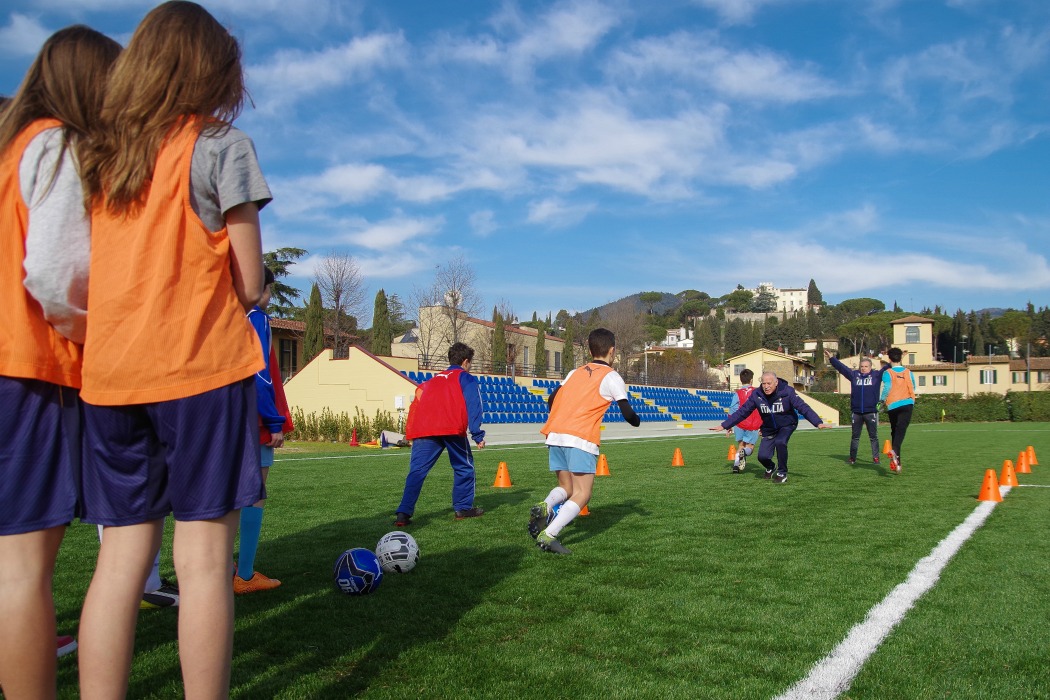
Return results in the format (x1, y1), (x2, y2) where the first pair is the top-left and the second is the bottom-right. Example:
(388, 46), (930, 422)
(375, 531), (419, 573)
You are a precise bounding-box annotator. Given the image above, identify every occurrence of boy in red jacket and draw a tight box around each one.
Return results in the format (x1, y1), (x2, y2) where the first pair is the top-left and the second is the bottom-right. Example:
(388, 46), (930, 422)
(395, 342), (486, 526)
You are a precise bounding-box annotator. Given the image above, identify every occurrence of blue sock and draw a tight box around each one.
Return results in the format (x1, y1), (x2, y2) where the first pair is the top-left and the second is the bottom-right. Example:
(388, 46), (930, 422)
(237, 506), (264, 580)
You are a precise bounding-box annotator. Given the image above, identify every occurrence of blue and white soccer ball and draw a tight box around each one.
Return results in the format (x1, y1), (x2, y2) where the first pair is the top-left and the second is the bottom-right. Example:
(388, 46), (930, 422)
(333, 547), (383, 595)
(375, 531), (419, 573)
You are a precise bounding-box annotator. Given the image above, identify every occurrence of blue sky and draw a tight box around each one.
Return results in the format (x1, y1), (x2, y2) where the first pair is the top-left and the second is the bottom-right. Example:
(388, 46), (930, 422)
(3, 0), (1049, 325)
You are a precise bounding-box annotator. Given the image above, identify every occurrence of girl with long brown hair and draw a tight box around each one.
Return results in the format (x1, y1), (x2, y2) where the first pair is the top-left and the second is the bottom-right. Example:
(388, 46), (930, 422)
(0, 25), (120, 698)
(77, 2), (271, 697)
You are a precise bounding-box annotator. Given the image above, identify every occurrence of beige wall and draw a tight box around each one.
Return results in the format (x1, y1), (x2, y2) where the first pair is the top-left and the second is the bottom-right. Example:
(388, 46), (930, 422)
(891, 321), (935, 365)
(727, 349), (815, 392)
(284, 348), (418, 421)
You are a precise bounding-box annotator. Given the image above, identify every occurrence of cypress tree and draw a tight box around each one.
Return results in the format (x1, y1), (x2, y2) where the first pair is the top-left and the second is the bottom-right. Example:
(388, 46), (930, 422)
(304, 283), (325, 363)
(562, 320), (576, 375)
(371, 289), (392, 356)
(492, 307), (507, 373)
(535, 322), (547, 378)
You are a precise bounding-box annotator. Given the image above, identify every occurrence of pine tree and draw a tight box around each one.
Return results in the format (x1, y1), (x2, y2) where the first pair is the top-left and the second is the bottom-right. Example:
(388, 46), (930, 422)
(492, 307), (507, 374)
(303, 283), (325, 363)
(371, 289), (393, 356)
(535, 322), (547, 378)
(807, 279), (823, 306)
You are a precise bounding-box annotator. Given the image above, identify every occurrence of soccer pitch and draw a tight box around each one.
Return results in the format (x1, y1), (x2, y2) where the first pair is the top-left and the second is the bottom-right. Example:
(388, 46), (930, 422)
(52, 423), (1050, 699)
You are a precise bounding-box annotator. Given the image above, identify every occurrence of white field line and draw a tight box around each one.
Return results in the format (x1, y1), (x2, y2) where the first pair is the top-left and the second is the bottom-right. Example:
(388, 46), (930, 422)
(775, 485), (1013, 700)
(1016, 484), (1050, 487)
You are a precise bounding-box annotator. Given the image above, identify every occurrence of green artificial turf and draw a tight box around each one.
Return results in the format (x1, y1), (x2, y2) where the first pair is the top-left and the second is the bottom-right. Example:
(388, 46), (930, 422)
(50, 423), (1050, 699)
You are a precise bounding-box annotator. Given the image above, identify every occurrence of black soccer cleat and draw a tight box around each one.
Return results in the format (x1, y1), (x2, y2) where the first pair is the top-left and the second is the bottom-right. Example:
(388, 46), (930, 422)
(455, 506), (485, 520)
(772, 472), (788, 484)
(528, 502), (550, 539)
(536, 532), (572, 555)
(394, 512), (412, 527)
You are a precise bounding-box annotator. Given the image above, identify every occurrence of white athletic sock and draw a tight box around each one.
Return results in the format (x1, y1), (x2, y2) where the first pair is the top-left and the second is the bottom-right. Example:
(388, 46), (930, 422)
(544, 500), (581, 537)
(544, 487), (568, 510)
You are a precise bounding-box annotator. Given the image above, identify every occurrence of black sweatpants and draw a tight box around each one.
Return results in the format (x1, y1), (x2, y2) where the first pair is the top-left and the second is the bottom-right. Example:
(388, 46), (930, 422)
(887, 404), (913, 461)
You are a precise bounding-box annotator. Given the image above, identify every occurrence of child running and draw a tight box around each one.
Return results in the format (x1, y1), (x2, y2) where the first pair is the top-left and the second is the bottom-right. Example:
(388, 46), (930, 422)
(76, 2), (270, 696)
(529, 328), (640, 555)
(0, 26), (119, 698)
(729, 368), (762, 473)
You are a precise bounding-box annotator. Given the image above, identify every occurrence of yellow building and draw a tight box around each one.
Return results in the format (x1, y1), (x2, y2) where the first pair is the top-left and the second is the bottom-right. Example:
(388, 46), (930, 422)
(832, 315), (1050, 397)
(393, 306), (565, 378)
(725, 349), (817, 392)
(284, 346), (417, 423)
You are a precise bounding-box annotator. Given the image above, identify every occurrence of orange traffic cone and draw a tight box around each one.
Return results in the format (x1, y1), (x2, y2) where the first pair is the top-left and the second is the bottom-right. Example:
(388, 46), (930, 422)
(493, 462), (512, 488)
(1016, 451), (1031, 474)
(672, 448), (685, 467)
(596, 454), (611, 476)
(579, 504), (591, 516)
(727, 444), (736, 461)
(999, 460), (1019, 487)
(349, 428), (359, 447)
(882, 439), (892, 455)
(1027, 445), (1039, 466)
(977, 469), (1002, 502)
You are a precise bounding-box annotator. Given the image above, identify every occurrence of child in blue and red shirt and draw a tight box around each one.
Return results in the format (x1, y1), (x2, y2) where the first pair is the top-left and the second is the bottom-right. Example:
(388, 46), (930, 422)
(394, 342), (486, 525)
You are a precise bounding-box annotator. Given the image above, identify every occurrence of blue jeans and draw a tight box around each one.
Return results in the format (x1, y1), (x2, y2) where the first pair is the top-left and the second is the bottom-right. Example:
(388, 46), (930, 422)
(397, 435), (476, 514)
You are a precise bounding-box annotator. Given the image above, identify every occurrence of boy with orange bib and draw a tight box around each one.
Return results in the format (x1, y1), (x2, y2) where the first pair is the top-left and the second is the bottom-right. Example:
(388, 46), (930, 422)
(529, 328), (640, 555)
(879, 347), (916, 473)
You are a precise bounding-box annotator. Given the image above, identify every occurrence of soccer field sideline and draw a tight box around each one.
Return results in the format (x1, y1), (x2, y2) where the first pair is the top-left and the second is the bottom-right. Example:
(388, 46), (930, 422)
(778, 483), (1025, 699)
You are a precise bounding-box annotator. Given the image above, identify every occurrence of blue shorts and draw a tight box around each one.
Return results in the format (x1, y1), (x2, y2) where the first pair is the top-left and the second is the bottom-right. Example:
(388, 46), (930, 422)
(0, 377), (79, 535)
(733, 428), (759, 444)
(548, 445), (597, 474)
(80, 379), (264, 525)
(260, 444), (274, 468)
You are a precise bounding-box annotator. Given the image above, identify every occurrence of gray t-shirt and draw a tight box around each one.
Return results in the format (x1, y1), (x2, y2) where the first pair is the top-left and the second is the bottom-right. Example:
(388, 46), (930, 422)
(190, 124), (272, 232)
(21, 128), (90, 343)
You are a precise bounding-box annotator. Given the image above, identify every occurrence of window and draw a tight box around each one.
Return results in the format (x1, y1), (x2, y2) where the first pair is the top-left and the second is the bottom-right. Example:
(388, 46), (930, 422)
(733, 364), (746, 376)
(917, 376), (926, 387)
(278, 339), (298, 380)
(905, 326), (920, 343)
(1012, 371), (1028, 384)
(908, 353), (916, 364)
(554, 351), (562, 372)
(980, 369), (997, 385)
(1040, 370), (1050, 383)
(523, 347), (529, 366)
(545, 350), (551, 369)
(933, 375), (947, 386)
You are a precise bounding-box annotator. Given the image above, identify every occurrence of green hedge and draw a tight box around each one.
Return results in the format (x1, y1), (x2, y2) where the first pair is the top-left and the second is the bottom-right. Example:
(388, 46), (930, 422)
(289, 406), (405, 443)
(808, 390), (1049, 424)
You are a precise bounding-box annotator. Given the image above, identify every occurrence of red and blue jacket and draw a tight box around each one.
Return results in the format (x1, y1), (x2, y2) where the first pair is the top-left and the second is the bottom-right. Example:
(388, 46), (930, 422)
(405, 365), (485, 444)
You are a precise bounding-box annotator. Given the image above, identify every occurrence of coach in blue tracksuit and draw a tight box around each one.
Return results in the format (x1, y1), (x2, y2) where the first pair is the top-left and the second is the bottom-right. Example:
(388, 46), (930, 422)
(826, 349), (886, 466)
(714, 371), (831, 483)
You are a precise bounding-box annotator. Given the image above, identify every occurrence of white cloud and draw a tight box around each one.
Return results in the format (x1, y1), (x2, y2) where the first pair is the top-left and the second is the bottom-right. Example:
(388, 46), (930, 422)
(689, 0), (801, 25)
(343, 214), (444, 251)
(526, 197), (595, 227)
(607, 31), (837, 103)
(0, 14), (52, 57)
(469, 210), (498, 237)
(247, 32), (408, 110)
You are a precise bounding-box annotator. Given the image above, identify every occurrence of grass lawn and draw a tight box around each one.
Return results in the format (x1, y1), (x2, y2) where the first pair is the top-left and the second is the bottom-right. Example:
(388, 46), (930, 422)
(51, 423), (1050, 699)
